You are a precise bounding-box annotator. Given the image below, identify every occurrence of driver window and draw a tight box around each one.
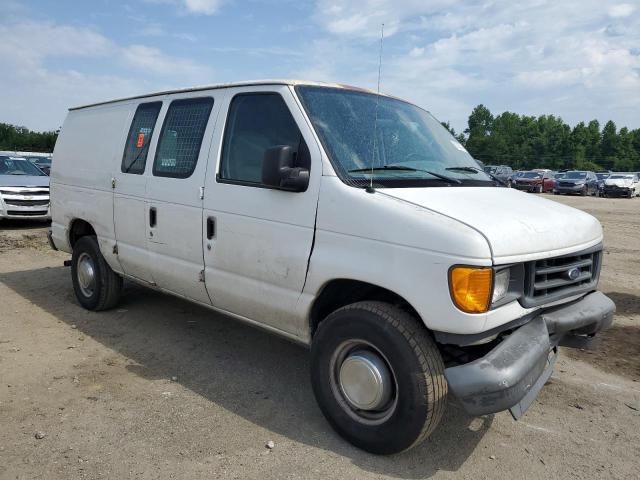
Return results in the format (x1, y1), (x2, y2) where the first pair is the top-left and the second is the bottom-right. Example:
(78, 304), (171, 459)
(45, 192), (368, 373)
(219, 93), (302, 185)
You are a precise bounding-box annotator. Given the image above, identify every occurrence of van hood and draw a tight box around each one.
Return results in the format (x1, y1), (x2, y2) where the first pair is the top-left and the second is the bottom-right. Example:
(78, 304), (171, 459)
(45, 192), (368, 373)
(0, 175), (50, 188)
(380, 187), (602, 263)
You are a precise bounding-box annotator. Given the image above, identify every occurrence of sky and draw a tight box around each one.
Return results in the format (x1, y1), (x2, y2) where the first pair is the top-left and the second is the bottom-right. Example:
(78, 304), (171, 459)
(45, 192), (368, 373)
(0, 0), (638, 133)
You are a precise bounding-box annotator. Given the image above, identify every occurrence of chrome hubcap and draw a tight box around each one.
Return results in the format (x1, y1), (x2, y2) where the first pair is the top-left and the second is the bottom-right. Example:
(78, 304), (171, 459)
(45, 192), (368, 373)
(77, 253), (96, 297)
(339, 350), (392, 410)
(330, 340), (398, 425)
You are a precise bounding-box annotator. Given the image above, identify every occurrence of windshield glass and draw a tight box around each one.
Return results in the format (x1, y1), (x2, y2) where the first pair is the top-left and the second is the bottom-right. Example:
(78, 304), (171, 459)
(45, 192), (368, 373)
(610, 174), (633, 179)
(0, 158), (46, 176)
(296, 86), (493, 187)
(565, 171), (587, 179)
(596, 173), (609, 180)
(523, 172), (541, 178)
(28, 156), (52, 165)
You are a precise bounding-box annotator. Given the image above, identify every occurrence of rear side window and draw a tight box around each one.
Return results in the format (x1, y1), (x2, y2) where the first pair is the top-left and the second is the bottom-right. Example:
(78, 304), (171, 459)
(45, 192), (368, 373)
(153, 97), (214, 178)
(121, 102), (162, 174)
(219, 93), (302, 185)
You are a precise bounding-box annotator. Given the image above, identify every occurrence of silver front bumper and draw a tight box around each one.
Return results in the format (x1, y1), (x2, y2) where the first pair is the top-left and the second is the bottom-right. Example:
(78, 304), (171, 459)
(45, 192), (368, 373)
(0, 186), (50, 220)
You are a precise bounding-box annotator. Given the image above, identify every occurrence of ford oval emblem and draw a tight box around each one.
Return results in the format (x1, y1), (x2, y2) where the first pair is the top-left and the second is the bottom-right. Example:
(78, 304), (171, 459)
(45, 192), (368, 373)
(566, 267), (581, 280)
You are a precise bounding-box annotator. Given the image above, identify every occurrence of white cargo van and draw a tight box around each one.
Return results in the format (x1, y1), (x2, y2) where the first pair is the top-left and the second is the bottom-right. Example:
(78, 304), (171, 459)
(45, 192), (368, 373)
(50, 80), (615, 454)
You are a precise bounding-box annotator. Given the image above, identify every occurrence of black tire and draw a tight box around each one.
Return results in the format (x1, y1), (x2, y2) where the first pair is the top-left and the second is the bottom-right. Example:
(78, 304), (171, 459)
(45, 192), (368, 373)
(581, 186), (587, 196)
(310, 301), (447, 454)
(536, 184), (543, 194)
(71, 236), (123, 311)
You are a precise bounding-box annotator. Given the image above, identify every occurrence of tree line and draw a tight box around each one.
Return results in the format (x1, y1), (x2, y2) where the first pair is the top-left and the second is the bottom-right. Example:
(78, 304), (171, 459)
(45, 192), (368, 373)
(443, 105), (640, 172)
(3, 106), (640, 172)
(0, 123), (58, 153)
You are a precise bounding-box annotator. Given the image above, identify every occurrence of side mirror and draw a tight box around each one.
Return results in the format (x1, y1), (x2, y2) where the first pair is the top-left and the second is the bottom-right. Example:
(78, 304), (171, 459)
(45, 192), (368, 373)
(262, 145), (310, 192)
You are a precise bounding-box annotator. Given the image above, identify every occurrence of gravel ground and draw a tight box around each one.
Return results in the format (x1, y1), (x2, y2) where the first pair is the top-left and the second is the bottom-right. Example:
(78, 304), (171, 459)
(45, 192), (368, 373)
(0, 194), (639, 479)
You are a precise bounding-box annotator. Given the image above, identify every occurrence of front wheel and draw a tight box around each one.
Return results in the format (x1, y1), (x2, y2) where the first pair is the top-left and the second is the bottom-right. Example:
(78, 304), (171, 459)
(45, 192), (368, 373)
(71, 236), (123, 311)
(310, 301), (447, 454)
(536, 184), (543, 194)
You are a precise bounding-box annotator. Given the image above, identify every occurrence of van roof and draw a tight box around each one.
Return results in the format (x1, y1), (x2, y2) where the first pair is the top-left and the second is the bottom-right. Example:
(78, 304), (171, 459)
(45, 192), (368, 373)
(69, 79), (382, 111)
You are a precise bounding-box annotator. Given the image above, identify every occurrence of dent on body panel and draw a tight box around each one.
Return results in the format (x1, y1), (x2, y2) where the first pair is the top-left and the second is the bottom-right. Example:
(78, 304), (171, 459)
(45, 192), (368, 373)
(220, 222), (293, 282)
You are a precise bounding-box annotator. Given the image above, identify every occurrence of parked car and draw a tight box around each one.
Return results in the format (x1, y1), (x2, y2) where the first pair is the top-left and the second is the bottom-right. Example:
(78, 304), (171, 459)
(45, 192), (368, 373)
(0, 157), (51, 220)
(553, 170), (598, 196)
(483, 164), (514, 186)
(49, 80), (614, 454)
(595, 172), (610, 196)
(512, 170), (555, 193)
(602, 173), (640, 198)
(552, 171), (566, 186)
(25, 155), (52, 175)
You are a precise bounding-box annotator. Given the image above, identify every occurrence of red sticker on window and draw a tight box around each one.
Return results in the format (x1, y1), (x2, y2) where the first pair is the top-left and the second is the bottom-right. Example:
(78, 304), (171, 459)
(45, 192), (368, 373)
(136, 133), (145, 148)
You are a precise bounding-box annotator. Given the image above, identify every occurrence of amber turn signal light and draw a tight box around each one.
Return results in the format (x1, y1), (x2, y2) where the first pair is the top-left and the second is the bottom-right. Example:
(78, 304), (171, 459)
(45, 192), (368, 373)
(449, 266), (493, 313)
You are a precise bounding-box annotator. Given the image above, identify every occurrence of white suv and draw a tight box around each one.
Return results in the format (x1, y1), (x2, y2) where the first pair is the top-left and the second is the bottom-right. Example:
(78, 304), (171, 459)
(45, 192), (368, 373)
(49, 80), (615, 454)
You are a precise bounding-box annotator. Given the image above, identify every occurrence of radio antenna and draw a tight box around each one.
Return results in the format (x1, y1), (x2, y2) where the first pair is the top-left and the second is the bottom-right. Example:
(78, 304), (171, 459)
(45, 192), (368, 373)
(367, 23), (384, 194)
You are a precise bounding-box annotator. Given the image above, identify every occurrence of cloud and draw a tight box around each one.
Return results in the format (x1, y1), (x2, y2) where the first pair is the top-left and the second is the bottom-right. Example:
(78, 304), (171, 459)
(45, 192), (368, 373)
(0, 21), (214, 130)
(310, 0), (640, 131)
(183, 0), (224, 15)
(121, 45), (213, 82)
(144, 0), (224, 15)
(608, 3), (635, 18)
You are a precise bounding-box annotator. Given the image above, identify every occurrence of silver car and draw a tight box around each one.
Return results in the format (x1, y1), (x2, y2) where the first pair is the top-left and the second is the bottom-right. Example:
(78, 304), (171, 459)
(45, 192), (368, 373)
(0, 156), (51, 221)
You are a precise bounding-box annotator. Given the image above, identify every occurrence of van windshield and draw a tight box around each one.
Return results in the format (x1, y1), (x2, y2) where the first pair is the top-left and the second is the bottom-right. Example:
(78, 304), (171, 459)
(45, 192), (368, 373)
(295, 86), (494, 188)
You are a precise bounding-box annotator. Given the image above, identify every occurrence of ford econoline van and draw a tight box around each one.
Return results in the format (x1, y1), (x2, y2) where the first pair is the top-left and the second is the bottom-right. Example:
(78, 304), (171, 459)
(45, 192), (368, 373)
(49, 80), (615, 454)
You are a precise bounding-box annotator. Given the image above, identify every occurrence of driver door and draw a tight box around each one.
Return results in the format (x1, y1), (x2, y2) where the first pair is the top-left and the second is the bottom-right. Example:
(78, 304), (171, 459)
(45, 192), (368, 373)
(202, 85), (322, 337)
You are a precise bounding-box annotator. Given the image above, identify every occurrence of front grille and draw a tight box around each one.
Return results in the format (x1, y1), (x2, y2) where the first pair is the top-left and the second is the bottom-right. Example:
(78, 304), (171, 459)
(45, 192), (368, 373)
(7, 210), (48, 216)
(0, 188), (49, 195)
(4, 199), (50, 207)
(558, 181), (575, 187)
(521, 245), (601, 307)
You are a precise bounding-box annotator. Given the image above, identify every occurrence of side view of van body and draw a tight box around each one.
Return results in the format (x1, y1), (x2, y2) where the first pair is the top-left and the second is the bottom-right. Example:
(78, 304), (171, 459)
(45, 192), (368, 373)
(50, 80), (615, 454)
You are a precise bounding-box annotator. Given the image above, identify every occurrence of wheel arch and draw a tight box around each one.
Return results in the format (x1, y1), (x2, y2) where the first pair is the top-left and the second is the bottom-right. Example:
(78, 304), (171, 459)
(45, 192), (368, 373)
(309, 278), (423, 338)
(68, 218), (97, 248)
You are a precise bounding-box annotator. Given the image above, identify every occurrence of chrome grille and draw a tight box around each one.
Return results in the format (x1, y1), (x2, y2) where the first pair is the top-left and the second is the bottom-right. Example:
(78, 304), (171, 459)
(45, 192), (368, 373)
(4, 199), (50, 207)
(521, 246), (601, 307)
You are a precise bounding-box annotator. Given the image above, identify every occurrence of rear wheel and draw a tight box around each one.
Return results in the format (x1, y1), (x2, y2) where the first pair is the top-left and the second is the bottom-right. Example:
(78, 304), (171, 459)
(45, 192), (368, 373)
(71, 236), (123, 311)
(310, 301), (447, 454)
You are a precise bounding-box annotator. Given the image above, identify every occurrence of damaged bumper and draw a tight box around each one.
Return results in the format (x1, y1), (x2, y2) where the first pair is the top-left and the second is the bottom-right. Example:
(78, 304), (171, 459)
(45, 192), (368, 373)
(444, 291), (615, 418)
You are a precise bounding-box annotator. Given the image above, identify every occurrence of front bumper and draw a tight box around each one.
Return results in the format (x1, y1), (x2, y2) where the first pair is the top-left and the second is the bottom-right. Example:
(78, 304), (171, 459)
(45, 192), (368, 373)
(603, 186), (632, 197)
(513, 183), (537, 192)
(554, 184), (585, 194)
(444, 291), (615, 418)
(0, 188), (50, 220)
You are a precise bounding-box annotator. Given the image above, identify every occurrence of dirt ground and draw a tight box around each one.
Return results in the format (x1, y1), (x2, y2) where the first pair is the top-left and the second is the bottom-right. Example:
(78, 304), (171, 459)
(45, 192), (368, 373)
(1, 194), (639, 479)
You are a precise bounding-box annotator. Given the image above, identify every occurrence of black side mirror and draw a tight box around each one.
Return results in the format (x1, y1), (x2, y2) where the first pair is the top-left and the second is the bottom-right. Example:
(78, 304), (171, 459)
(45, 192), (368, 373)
(262, 145), (310, 192)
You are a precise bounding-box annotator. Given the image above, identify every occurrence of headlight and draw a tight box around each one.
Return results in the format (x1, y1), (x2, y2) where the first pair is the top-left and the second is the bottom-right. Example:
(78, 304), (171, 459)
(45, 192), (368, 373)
(492, 268), (510, 304)
(575, 181), (585, 186)
(449, 266), (493, 313)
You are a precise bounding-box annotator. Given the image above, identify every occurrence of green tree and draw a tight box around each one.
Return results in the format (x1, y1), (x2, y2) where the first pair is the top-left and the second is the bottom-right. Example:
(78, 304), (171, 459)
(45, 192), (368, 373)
(464, 104), (494, 161)
(0, 123), (58, 152)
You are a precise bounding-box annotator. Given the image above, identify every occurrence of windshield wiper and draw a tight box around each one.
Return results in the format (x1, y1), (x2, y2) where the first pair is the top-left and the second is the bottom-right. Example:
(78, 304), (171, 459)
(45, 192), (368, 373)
(446, 166), (506, 186)
(348, 165), (462, 184)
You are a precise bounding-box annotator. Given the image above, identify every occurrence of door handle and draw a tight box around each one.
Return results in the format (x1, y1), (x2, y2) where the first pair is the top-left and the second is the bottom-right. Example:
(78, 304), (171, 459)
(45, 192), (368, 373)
(149, 207), (157, 228)
(206, 216), (215, 240)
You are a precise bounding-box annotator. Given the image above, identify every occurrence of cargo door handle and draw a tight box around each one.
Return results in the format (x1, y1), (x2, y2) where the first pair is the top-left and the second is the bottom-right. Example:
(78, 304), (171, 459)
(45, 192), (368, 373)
(206, 217), (215, 239)
(149, 207), (157, 228)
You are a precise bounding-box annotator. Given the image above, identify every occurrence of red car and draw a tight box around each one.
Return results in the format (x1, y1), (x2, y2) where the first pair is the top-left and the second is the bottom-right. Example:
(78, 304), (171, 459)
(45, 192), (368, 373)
(512, 170), (554, 193)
